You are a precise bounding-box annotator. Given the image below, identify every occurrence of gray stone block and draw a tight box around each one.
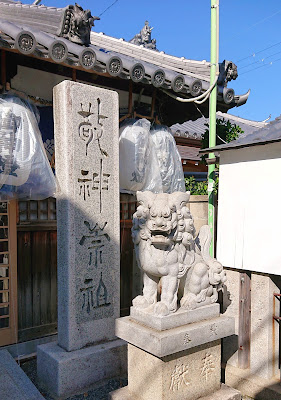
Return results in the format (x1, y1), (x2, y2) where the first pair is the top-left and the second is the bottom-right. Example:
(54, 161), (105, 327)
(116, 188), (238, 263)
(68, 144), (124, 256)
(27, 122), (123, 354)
(37, 339), (127, 399)
(0, 350), (44, 400)
(53, 80), (120, 352)
(116, 315), (235, 357)
(130, 303), (220, 331)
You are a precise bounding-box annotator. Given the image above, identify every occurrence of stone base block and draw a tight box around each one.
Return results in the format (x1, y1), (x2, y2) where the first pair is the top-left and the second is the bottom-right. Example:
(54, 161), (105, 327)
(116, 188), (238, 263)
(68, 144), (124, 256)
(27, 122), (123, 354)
(225, 364), (281, 400)
(37, 339), (127, 399)
(116, 315), (235, 357)
(109, 341), (221, 400)
(130, 303), (220, 331)
(109, 383), (241, 400)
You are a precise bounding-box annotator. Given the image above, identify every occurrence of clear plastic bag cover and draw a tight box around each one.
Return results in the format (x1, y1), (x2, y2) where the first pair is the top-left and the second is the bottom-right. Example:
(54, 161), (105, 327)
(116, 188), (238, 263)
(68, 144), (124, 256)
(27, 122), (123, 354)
(119, 119), (162, 193)
(150, 125), (185, 193)
(0, 94), (56, 200)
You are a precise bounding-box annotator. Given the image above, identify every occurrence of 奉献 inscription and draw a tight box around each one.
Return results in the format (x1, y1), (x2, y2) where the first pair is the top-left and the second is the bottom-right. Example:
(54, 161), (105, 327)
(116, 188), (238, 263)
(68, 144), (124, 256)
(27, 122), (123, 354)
(201, 353), (215, 382)
(170, 364), (190, 392)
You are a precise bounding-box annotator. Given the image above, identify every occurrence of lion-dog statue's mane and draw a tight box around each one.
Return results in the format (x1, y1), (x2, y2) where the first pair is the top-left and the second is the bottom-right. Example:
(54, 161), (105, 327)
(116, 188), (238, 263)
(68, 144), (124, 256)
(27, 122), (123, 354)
(131, 191), (226, 316)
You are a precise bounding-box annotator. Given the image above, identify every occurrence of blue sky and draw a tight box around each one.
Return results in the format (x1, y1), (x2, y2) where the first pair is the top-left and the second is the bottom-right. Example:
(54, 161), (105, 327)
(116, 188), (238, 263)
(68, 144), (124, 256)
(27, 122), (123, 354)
(22, 0), (281, 122)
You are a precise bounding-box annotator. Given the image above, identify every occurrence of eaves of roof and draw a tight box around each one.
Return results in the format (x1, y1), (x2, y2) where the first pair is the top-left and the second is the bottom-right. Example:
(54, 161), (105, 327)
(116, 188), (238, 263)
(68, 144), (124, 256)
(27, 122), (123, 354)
(216, 111), (268, 129)
(200, 115), (281, 154)
(0, 1), (249, 109)
(200, 137), (281, 154)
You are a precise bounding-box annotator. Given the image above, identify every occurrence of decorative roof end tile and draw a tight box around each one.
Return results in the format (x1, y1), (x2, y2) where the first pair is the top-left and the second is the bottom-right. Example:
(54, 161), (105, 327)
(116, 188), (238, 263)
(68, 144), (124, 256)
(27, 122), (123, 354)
(57, 3), (99, 46)
(218, 60), (238, 87)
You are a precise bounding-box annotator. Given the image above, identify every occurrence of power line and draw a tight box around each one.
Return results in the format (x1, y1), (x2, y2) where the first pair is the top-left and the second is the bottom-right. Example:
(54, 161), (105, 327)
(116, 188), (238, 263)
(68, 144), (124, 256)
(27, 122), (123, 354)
(237, 40), (281, 63)
(239, 49), (281, 70)
(99, 0), (119, 17)
(223, 7), (281, 45)
(240, 56), (281, 75)
(239, 7), (281, 32)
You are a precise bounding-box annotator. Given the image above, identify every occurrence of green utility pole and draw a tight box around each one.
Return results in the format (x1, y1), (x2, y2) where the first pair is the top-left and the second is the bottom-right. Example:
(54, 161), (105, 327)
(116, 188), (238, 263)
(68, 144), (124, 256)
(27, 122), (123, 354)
(208, 0), (219, 257)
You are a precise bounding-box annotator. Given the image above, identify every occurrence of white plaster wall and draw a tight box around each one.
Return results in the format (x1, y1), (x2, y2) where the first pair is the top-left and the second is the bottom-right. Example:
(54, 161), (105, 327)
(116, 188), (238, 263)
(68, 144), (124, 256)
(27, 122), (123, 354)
(217, 142), (281, 275)
(11, 66), (69, 101)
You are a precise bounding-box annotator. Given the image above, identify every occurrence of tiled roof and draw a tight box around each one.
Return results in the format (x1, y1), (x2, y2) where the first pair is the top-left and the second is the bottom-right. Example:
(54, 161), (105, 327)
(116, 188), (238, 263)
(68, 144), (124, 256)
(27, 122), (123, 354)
(177, 145), (200, 161)
(0, 1), (249, 109)
(201, 115), (281, 153)
(90, 31), (212, 82)
(170, 111), (268, 139)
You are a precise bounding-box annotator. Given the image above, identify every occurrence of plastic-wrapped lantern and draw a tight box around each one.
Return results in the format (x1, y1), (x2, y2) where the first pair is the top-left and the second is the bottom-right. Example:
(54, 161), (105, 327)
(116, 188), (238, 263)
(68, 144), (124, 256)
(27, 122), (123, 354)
(0, 105), (34, 187)
(119, 119), (162, 194)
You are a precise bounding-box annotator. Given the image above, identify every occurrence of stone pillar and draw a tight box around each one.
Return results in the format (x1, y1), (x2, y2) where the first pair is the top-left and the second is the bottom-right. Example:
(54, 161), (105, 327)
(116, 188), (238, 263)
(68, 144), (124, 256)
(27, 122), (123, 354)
(250, 274), (279, 380)
(221, 268), (240, 368)
(223, 271), (281, 399)
(37, 81), (126, 398)
(110, 305), (241, 400)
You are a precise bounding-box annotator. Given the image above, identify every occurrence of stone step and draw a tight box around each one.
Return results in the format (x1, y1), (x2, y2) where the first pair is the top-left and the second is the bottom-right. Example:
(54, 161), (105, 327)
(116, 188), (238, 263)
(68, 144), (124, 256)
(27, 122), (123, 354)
(109, 384), (241, 400)
(0, 350), (44, 400)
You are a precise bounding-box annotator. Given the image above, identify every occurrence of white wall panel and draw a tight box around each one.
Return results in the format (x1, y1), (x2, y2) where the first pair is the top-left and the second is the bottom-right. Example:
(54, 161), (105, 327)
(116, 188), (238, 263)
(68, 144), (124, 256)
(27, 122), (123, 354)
(217, 142), (281, 275)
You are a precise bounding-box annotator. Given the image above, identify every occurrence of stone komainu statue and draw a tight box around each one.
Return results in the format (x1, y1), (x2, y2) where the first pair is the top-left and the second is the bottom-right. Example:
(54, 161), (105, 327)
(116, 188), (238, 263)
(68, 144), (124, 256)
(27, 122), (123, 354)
(132, 191), (226, 316)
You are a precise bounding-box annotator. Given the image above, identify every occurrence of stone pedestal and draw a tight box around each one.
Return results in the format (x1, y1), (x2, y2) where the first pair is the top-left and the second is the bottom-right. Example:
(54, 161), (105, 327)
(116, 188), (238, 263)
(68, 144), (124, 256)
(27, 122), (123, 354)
(37, 81), (125, 398)
(37, 340), (126, 398)
(110, 304), (240, 400)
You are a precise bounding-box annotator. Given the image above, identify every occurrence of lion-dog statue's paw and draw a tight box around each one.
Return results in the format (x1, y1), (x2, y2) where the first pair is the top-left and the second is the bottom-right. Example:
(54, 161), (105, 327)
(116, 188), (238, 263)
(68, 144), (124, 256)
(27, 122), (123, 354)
(180, 293), (197, 310)
(153, 302), (170, 316)
(132, 295), (154, 309)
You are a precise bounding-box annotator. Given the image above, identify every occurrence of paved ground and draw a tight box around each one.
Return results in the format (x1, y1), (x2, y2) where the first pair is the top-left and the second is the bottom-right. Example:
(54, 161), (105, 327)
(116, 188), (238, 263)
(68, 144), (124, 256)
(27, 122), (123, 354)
(21, 359), (128, 400)
(20, 358), (255, 400)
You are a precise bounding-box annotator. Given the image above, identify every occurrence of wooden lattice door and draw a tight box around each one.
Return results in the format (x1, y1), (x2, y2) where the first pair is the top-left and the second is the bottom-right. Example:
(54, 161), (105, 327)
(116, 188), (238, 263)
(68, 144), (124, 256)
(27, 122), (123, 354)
(0, 201), (17, 346)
